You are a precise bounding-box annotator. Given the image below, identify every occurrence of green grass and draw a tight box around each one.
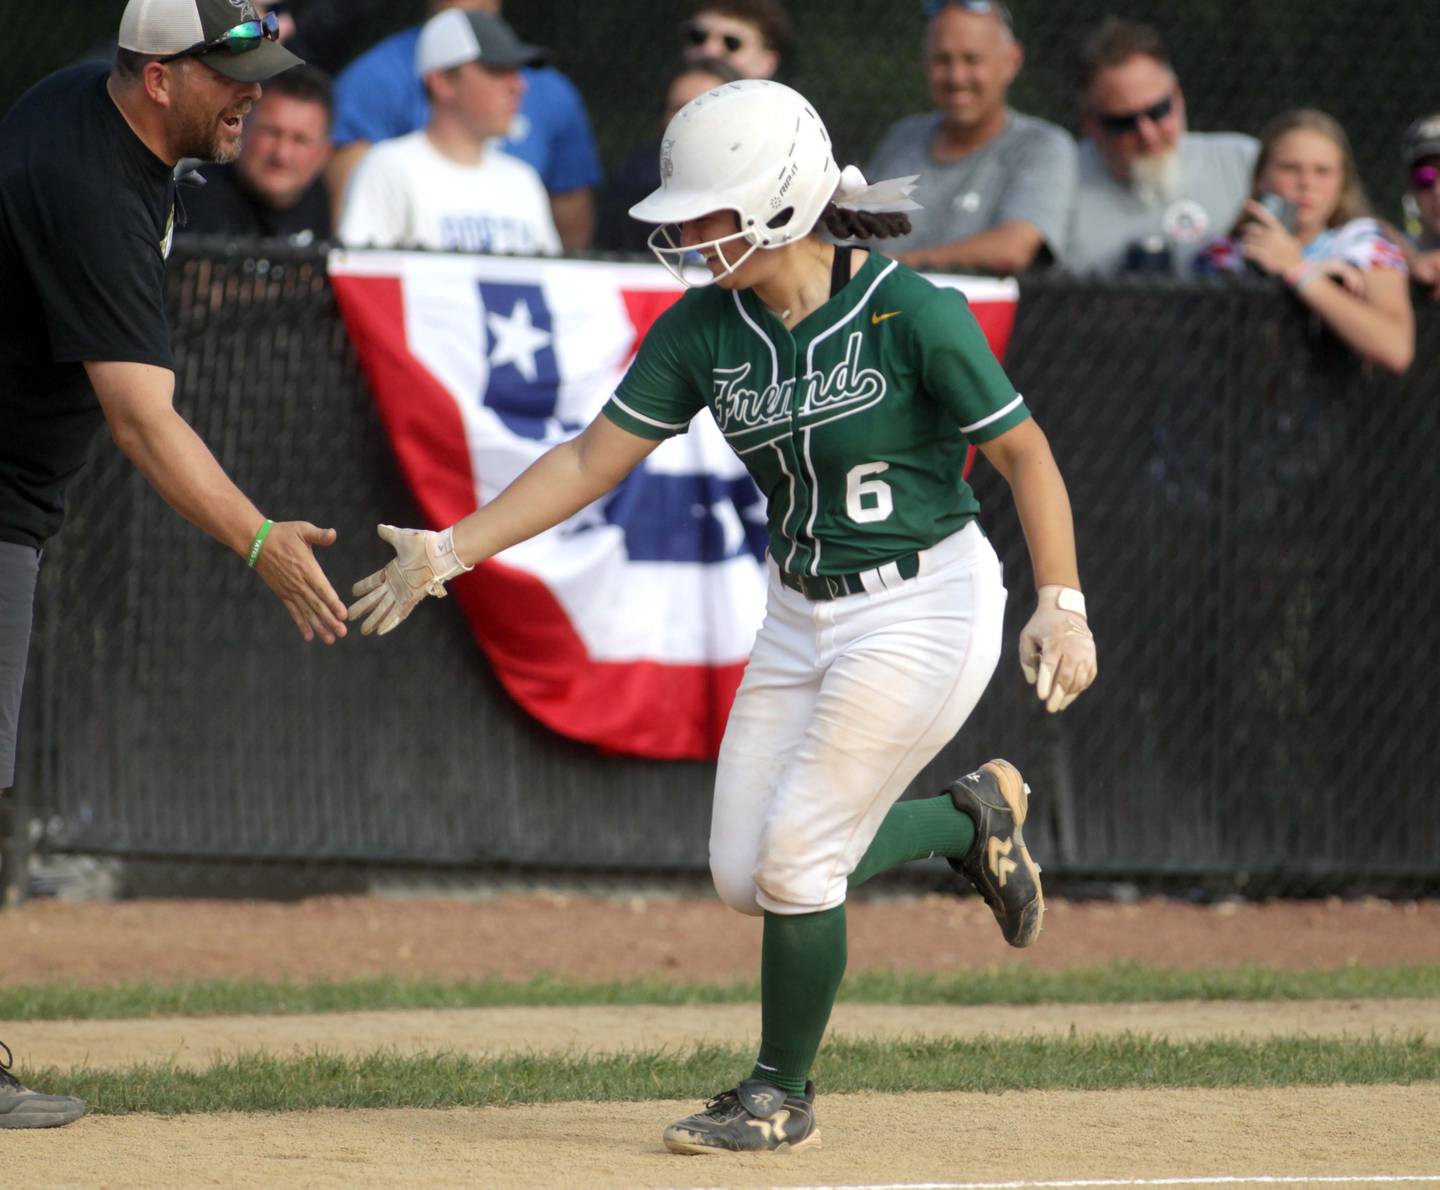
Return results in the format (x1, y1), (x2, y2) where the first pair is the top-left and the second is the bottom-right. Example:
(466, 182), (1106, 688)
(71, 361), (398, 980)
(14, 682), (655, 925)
(19, 1036), (1440, 1115)
(2, 964), (1438, 1021)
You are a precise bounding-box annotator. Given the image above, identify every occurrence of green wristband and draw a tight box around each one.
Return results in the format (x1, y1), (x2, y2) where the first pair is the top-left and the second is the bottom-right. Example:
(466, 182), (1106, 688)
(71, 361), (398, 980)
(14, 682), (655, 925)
(246, 519), (275, 568)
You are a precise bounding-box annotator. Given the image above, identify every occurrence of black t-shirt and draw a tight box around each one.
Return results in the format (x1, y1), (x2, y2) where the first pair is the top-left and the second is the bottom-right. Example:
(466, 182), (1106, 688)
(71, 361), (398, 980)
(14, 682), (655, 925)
(178, 163), (331, 242)
(0, 63), (176, 548)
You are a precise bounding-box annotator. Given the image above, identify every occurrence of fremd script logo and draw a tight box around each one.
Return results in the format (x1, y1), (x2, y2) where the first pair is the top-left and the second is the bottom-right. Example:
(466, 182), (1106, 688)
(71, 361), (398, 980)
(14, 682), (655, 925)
(712, 331), (886, 454)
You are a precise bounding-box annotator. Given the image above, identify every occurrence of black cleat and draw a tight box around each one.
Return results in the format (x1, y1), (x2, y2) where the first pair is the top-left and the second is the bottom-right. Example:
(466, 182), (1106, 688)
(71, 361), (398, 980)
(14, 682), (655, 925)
(0, 1041), (86, 1129)
(946, 759), (1045, 948)
(663, 1078), (819, 1154)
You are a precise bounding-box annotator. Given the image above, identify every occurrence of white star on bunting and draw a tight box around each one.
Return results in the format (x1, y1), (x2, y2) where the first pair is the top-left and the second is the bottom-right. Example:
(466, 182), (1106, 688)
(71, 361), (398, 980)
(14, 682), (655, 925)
(486, 299), (552, 383)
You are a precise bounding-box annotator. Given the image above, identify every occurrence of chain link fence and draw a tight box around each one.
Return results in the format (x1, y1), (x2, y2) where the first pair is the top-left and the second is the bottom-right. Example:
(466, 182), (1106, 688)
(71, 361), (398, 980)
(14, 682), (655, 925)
(993, 274), (1439, 896)
(5, 2), (1438, 901)
(6, 243), (1438, 903)
(7, 2), (1434, 233)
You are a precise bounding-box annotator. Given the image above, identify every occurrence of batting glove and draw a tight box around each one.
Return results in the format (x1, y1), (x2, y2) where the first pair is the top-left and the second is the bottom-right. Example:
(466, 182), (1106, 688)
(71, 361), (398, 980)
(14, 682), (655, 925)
(1019, 585), (1097, 714)
(348, 524), (473, 637)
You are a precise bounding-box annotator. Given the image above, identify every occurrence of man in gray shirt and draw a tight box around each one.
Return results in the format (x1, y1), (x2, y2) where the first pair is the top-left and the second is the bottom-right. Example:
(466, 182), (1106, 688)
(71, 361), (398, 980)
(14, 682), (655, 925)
(866, 0), (1075, 275)
(1064, 18), (1257, 277)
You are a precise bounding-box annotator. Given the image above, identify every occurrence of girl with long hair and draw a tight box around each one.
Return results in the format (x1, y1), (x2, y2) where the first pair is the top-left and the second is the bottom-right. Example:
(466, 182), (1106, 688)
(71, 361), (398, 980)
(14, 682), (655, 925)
(1197, 108), (1413, 372)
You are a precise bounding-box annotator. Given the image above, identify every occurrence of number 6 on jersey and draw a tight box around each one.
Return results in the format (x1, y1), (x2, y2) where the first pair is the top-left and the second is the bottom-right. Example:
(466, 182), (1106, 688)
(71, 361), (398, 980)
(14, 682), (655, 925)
(846, 461), (893, 524)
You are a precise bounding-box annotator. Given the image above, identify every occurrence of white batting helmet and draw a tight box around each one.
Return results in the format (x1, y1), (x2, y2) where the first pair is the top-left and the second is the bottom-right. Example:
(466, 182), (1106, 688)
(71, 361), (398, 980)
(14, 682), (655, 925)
(629, 80), (840, 286)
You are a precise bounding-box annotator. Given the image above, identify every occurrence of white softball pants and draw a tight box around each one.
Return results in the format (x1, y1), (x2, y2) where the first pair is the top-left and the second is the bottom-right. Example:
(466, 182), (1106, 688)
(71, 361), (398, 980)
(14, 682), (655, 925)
(710, 521), (1007, 917)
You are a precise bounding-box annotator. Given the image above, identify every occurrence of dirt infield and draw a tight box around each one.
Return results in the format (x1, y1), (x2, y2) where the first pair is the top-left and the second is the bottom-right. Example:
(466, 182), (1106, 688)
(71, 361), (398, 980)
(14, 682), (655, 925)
(3, 895), (1437, 1189)
(8, 1087), (1438, 1190)
(3, 893), (1437, 985)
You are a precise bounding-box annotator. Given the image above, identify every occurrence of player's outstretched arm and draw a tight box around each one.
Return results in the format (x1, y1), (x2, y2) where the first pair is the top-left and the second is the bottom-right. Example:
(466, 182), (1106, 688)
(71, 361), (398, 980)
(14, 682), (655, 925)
(978, 417), (1097, 713)
(86, 361), (348, 644)
(348, 414), (660, 636)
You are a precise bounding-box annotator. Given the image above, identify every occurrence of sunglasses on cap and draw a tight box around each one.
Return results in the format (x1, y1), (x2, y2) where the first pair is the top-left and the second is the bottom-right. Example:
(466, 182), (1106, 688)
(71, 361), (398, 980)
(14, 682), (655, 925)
(680, 20), (748, 54)
(920, 0), (1014, 30)
(1096, 93), (1175, 136)
(1411, 164), (1440, 192)
(159, 11), (281, 63)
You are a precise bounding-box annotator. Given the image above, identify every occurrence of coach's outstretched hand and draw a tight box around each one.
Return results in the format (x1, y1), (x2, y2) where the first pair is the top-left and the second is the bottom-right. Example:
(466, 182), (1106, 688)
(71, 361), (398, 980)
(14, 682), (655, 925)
(348, 524), (474, 637)
(253, 520), (349, 644)
(1019, 585), (1097, 714)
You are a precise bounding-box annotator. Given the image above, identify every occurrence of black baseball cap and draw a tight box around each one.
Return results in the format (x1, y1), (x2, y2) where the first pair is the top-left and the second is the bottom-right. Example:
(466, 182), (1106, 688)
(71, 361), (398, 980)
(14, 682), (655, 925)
(119, 0), (303, 83)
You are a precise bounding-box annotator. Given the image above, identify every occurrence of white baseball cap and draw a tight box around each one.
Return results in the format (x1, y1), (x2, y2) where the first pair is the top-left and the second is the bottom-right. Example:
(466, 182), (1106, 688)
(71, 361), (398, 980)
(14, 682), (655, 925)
(415, 8), (547, 76)
(119, 0), (303, 83)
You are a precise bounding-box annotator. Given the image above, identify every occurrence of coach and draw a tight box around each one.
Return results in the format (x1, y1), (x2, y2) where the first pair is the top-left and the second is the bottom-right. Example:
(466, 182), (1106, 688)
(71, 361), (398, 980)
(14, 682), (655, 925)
(0, 0), (348, 1128)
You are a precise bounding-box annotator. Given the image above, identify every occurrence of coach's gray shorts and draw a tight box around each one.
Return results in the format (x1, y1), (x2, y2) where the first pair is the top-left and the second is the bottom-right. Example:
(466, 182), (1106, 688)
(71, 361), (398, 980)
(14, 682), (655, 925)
(0, 542), (40, 789)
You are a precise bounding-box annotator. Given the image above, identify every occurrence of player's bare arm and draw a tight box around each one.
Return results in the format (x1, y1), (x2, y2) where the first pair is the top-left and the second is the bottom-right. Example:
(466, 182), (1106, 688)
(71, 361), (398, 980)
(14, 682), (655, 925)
(452, 416), (659, 565)
(979, 418), (1097, 712)
(86, 360), (348, 644)
(979, 418), (1078, 587)
(348, 415), (660, 636)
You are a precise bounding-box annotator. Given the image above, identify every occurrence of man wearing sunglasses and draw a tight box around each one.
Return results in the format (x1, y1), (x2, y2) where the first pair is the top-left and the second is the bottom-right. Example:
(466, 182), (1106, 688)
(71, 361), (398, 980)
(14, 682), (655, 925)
(179, 64), (334, 244)
(679, 0), (792, 81)
(0, 0), (349, 1128)
(865, 0), (1076, 276)
(1064, 18), (1257, 277)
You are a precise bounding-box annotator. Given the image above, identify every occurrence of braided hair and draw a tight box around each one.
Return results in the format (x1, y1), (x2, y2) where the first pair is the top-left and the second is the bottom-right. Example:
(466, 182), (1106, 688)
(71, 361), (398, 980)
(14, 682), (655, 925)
(819, 203), (912, 241)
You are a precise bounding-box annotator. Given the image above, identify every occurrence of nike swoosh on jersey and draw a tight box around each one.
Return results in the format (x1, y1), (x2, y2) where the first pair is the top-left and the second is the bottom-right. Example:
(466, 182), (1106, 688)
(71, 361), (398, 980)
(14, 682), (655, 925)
(870, 310), (902, 325)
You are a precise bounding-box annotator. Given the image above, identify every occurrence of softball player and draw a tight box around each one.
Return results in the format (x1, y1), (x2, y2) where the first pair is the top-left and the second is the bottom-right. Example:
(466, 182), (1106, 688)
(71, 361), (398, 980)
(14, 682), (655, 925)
(349, 79), (1096, 1154)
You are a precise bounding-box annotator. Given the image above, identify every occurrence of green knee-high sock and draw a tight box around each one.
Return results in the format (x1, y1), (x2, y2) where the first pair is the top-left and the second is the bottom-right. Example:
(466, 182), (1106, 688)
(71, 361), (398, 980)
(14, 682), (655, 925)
(749, 904), (847, 1095)
(847, 792), (977, 888)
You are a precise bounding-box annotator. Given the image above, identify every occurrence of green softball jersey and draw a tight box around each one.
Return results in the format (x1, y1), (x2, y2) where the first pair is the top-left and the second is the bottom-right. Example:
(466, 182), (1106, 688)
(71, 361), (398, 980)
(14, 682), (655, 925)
(603, 252), (1029, 576)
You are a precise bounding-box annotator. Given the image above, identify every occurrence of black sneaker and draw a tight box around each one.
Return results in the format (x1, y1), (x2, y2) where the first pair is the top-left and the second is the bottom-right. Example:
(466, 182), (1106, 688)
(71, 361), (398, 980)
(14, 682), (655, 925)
(0, 1041), (86, 1129)
(946, 759), (1045, 948)
(663, 1078), (819, 1154)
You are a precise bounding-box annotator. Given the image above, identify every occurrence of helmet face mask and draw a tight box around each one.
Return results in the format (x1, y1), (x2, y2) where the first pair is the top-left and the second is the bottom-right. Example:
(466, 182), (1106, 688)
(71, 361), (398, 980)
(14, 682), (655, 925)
(645, 218), (761, 288)
(629, 80), (840, 288)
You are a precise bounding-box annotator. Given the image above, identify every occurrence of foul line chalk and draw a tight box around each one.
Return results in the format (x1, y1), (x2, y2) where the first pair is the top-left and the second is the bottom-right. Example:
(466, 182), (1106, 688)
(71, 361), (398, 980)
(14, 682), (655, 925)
(689, 1177), (1440, 1190)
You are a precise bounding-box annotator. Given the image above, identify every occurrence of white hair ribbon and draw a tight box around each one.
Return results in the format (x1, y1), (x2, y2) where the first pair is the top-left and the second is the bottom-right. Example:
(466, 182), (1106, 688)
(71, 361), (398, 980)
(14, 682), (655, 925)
(833, 165), (923, 213)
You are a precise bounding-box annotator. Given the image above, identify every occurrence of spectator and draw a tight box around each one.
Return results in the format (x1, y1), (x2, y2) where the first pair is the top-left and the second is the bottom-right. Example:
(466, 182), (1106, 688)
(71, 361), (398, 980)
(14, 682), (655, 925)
(679, 0), (791, 80)
(865, 0), (1075, 274)
(74, 0), (388, 79)
(1064, 18), (1257, 277)
(1, 0), (348, 1127)
(1398, 114), (1440, 301)
(180, 65), (333, 243)
(337, 9), (560, 255)
(1196, 109), (1414, 375)
(326, 0), (601, 250)
(598, 57), (742, 253)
